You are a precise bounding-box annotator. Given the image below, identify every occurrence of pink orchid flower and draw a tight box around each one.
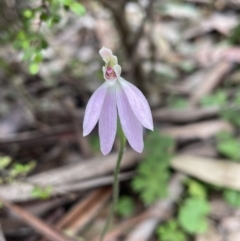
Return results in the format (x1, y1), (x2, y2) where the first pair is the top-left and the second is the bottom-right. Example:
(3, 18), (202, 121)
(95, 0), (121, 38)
(83, 47), (153, 155)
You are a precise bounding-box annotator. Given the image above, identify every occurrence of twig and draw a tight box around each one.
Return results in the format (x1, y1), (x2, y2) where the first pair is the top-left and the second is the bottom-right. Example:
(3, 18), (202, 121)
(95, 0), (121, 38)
(0, 150), (140, 201)
(0, 195), (77, 241)
(40, 187), (112, 241)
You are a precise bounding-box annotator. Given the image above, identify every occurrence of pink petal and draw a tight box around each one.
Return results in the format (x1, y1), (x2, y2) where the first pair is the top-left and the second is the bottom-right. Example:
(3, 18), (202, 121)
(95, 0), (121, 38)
(119, 78), (153, 130)
(99, 86), (117, 155)
(83, 83), (108, 136)
(116, 84), (143, 153)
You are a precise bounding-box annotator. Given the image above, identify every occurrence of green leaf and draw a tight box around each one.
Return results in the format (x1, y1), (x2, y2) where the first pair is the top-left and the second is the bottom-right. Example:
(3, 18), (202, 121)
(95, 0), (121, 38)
(186, 179), (207, 199)
(178, 197), (210, 234)
(10, 161), (36, 177)
(157, 220), (186, 241)
(223, 189), (240, 208)
(89, 136), (100, 153)
(23, 9), (33, 18)
(33, 52), (43, 63)
(200, 91), (227, 107)
(58, 0), (73, 6)
(70, 2), (86, 16)
(116, 196), (135, 218)
(31, 186), (52, 200)
(217, 132), (240, 161)
(132, 132), (174, 205)
(0, 156), (12, 170)
(40, 13), (49, 21)
(29, 63), (40, 75)
(167, 97), (188, 110)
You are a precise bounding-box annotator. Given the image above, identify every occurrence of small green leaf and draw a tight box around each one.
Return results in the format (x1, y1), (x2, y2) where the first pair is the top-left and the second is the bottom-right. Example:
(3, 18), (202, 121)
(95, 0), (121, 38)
(58, 0), (73, 6)
(33, 52), (43, 63)
(41, 39), (49, 49)
(223, 189), (240, 208)
(116, 196), (135, 218)
(217, 132), (240, 161)
(40, 13), (49, 21)
(132, 132), (174, 205)
(31, 186), (52, 200)
(200, 91), (227, 107)
(0, 156), (12, 170)
(48, 15), (61, 26)
(186, 179), (207, 199)
(23, 9), (33, 18)
(70, 2), (86, 16)
(89, 136), (100, 153)
(10, 161), (36, 177)
(178, 197), (210, 234)
(167, 97), (188, 110)
(157, 220), (186, 241)
(29, 63), (40, 75)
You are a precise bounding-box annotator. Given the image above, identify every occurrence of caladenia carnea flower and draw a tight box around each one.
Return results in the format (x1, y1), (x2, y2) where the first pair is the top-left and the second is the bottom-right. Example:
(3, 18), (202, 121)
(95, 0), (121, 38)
(83, 47), (153, 155)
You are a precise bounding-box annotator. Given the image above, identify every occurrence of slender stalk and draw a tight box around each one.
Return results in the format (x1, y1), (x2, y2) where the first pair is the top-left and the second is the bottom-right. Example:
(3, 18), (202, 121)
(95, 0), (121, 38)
(99, 127), (126, 241)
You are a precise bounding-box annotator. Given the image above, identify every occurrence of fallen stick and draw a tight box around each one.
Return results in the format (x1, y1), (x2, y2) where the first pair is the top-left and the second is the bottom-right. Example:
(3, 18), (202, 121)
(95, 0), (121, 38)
(0, 171), (134, 202)
(170, 154), (240, 190)
(0, 151), (140, 201)
(0, 196), (77, 241)
(40, 187), (112, 241)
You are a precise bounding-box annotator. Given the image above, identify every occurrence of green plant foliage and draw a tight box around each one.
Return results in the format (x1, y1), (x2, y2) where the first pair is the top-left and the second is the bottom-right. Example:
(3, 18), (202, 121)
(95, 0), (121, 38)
(116, 196), (135, 218)
(70, 2), (86, 16)
(157, 220), (186, 241)
(185, 179), (207, 199)
(31, 186), (52, 200)
(220, 91), (240, 127)
(89, 136), (100, 153)
(10, 161), (36, 177)
(200, 91), (227, 107)
(178, 197), (210, 234)
(3, 0), (86, 75)
(29, 62), (40, 75)
(223, 189), (240, 208)
(132, 132), (174, 205)
(221, 108), (240, 127)
(216, 132), (240, 161)
(167, 97), (188, 109)
(0, 156), (12, 170)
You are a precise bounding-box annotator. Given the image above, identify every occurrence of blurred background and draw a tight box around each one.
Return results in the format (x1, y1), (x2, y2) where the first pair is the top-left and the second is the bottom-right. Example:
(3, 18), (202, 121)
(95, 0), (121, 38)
(0, 0), (240, 240)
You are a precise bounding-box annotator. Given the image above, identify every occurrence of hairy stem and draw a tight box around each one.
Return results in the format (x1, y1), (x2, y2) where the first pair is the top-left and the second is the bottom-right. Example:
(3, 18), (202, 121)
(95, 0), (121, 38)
(99, 127), (126, 241)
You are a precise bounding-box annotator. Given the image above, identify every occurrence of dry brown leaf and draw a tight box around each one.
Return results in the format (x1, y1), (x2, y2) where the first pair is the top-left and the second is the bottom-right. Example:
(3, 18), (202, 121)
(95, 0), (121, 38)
(171, 155), (240, 190)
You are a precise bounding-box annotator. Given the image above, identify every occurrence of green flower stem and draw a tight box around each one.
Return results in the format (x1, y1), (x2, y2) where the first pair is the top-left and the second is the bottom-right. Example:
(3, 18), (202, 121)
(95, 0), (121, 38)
(99, 126), (126, 241)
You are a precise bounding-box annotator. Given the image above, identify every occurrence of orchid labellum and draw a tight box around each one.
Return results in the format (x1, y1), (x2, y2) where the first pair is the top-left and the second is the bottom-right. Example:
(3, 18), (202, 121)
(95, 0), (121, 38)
(83, 47), (153, 155)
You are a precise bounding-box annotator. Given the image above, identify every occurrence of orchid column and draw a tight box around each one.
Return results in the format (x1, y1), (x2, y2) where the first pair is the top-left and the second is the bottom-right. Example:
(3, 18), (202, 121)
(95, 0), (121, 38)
(83, 47), (153, 240)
